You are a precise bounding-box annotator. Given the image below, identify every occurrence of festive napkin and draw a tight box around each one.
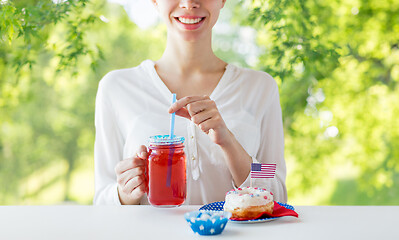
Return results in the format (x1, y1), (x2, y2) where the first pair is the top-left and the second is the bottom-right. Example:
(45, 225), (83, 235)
(230, 201), (299, 221)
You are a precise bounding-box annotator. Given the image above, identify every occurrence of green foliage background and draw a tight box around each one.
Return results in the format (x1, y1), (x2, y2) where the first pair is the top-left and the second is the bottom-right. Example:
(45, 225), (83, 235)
(0, 0), (398, 205)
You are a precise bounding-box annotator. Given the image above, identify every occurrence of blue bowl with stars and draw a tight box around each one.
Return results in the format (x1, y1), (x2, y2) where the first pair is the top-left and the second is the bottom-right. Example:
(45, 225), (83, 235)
(184, 210), (232, 235)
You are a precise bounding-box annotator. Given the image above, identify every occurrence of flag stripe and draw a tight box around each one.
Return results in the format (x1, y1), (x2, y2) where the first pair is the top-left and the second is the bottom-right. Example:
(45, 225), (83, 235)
(250, 163), (276, 179)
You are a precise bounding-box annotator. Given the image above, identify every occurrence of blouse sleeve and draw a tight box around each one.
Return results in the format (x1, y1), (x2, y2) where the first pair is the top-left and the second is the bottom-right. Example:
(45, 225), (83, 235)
(237, 82), (288, 203)
(93, 79), (123, 205)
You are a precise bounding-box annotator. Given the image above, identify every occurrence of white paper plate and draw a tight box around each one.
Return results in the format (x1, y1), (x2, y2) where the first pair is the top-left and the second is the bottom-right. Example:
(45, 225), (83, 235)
(199, 201), (294, 224)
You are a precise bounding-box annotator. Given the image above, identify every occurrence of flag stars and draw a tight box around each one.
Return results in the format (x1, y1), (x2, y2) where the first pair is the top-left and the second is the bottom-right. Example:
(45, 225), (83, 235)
(199, 225), (204, 230)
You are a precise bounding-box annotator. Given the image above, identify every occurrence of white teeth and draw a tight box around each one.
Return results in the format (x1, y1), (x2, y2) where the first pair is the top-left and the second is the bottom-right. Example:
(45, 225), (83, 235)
(178, 17), (203, 24)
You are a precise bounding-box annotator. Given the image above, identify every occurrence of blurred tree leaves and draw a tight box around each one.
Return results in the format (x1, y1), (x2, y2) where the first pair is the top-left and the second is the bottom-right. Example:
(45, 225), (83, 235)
(1, 0), (101, 73)
(238, 0), (399, 204)
(0, 0), (164, 204)
(1, 0), (103, 203)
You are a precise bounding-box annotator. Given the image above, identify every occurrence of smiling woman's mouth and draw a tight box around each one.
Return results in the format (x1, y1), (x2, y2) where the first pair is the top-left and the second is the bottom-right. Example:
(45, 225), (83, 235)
(175, 17), (205, 24)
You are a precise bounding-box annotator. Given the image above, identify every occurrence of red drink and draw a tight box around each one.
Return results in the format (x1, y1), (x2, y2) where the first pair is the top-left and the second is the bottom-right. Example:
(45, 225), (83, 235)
(147, 135), (186, 207)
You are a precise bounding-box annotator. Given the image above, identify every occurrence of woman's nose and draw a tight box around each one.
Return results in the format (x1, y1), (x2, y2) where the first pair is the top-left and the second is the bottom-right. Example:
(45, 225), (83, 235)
(179, 0), (200, 10)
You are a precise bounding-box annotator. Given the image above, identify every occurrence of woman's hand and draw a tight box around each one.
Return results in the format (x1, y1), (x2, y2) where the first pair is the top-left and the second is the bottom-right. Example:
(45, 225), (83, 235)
(115, 145), (148, 205)
(168, 95), (233, 147)
(170, 95), (252, 186)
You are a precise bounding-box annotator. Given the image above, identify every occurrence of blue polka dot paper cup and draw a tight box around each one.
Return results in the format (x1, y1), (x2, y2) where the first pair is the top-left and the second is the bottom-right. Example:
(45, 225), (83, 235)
(184, 210), (232, 236)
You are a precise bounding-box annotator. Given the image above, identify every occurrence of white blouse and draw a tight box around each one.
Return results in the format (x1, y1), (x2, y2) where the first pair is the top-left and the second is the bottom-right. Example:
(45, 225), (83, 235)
(93, 60), (287, 205)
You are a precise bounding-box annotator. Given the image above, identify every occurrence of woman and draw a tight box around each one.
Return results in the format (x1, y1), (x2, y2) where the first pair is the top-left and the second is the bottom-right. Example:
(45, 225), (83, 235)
(93, 0), (287, 205)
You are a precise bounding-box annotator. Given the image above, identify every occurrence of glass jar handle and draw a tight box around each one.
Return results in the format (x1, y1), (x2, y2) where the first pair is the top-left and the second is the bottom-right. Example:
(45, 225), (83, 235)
(145, 148), (151, 194)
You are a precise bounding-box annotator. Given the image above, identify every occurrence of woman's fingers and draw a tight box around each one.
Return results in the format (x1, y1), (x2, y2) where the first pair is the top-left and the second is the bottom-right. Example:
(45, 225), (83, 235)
(115, 145), (148, 173)
(136, 145), (148, 159)
(169, 96), (216, 120)
(187, 99), (215, 115)
(174, 108), (191, 120)
(191, 108), (216, 126)
(118, 174), (146, 200)
(125, 175), (144, 194)
(168, 95), (230, 146)
(168, 95), (210, 114)
(115, 145), (149, 202)
(115, 157), (145, 175)
(116, 164), (147, 202)
(130, 180), (147, 199)
(117, 165), (145, 186)
(168, 95), (225, 132)
(198, 117), (220, 134)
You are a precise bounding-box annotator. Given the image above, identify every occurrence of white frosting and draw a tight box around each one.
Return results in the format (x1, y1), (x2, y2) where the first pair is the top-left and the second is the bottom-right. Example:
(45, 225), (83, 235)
(224, 187), (273, 211)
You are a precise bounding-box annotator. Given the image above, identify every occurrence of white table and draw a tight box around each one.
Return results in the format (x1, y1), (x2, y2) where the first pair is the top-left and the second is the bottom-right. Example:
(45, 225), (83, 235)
(0, 205), (397, 240)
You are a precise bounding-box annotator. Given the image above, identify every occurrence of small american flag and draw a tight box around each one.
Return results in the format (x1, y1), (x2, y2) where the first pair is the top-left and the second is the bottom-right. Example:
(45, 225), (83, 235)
(251, 163), (276, 179)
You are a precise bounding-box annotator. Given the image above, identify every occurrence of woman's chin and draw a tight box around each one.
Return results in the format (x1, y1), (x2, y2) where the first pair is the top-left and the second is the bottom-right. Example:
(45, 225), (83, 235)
(175, 30), (209, 43)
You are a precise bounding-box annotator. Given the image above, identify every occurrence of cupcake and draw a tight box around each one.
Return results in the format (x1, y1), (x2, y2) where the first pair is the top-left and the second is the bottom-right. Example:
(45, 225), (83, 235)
(184, 210), (231, 235)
